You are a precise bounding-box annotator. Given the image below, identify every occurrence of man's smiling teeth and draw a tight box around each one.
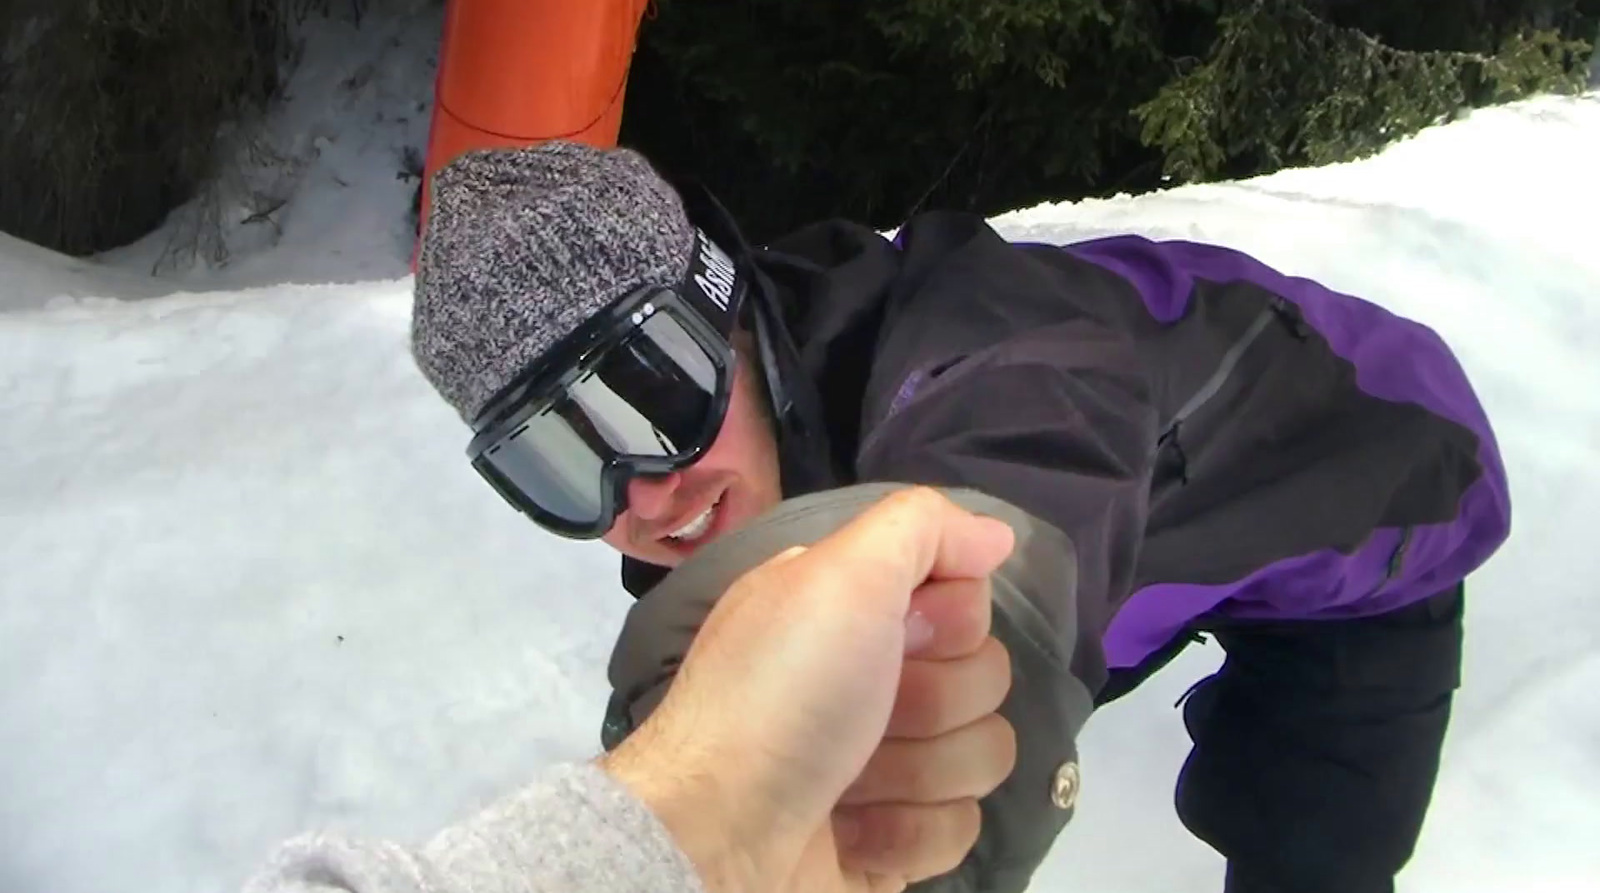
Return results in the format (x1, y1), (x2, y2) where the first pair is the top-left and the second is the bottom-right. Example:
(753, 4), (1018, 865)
(668, 496), (720, 541)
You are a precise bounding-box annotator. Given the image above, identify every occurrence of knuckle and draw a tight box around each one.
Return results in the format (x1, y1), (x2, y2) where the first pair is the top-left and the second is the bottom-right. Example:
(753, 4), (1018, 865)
(894, 484), (946, 511)
(851, 801), (981, 882)
(995, 713), (1019, 764)
(868, 740), (936, 801)
(897, 744), (939, 799)
(977, 713), (1019, 791)
(980, 634), (1011, 668)
(920, 801), (983, 880)
(884, 808), (927, 854)
(895, 639), (1014, 739)
(879, 485), (952, 531)
(737, 545), (808, 590)
(981, 635), (1013, 694)
(950, 799), (983, 856)
(891, 663), (948, 737)
(953, 576), (991, 609)
(853, 804), (924, 863)
(972, 574), (993, 607)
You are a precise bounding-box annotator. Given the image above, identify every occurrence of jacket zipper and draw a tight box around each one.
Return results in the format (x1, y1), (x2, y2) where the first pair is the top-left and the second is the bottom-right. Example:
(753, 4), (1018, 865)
(1153, 303), (1278, 482)
(1386, 527), (1414, 582)
(1160, 303), (1278, 435)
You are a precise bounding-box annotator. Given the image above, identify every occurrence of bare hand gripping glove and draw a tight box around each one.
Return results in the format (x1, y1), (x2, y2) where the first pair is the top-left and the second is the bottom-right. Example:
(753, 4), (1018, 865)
(601, 482), (1105, 893)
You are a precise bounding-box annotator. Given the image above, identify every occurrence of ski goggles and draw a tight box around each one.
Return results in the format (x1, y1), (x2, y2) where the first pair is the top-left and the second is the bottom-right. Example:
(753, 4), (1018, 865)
(466, 229), (748, 539)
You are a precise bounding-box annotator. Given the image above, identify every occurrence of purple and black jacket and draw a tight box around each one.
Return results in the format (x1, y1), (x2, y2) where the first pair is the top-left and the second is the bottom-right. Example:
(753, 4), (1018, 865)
(615, 208), (1509, 891)
(627, 210), (1507, 655)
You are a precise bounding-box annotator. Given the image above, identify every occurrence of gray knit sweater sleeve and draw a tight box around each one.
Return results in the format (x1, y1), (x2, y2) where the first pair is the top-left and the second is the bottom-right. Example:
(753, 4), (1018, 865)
(241, 762), (707, 893)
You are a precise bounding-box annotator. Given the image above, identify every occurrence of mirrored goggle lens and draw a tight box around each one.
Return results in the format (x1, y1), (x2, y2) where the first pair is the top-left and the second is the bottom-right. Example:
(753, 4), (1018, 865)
(476, 311), (724, 529)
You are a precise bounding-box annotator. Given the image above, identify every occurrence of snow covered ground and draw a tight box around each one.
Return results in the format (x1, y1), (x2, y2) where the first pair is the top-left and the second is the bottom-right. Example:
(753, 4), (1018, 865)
(2, 6), (1599, 892)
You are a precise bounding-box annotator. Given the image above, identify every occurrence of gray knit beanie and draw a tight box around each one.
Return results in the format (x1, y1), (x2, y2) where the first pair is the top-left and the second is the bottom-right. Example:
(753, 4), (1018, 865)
(412, 141), (696, 422)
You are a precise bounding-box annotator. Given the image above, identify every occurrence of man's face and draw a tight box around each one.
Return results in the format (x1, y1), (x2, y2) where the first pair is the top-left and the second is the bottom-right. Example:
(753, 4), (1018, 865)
(601, 350), (782, 566)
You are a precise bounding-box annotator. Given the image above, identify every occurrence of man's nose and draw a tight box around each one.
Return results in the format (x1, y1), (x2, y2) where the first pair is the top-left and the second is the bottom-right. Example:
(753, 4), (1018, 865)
(626, 472), (682, 522)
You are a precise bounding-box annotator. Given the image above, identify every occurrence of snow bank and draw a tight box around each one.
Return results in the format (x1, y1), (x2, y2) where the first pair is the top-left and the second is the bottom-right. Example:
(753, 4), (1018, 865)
(2, 12), (1598, 888)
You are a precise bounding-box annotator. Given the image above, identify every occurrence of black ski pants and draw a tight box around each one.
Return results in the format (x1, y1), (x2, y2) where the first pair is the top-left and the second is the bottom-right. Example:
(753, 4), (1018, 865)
(1102, 584), (1465, 893)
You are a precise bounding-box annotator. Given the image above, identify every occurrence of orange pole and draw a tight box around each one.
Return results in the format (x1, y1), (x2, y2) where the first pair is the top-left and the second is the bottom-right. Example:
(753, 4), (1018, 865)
(416, 0), (650, 257)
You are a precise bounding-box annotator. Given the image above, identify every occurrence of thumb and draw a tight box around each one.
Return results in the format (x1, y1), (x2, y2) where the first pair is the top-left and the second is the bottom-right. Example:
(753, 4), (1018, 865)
(798, 487), (1015, 620)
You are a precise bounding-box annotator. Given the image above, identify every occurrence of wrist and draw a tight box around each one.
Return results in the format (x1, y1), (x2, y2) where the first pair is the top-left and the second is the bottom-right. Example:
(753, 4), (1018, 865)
(600, 729), (770, 893)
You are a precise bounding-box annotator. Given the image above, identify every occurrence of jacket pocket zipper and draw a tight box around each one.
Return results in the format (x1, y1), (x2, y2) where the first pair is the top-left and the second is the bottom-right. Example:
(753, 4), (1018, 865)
(1386, 528), (1414, 582)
